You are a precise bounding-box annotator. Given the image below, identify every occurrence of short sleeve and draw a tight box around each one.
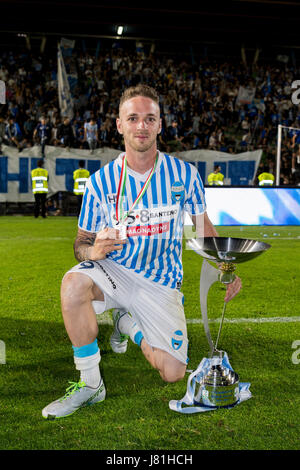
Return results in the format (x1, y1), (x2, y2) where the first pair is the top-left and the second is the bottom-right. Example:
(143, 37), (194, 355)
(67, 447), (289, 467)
(78, 174), (106, 232)
(184, 165), (207, 215)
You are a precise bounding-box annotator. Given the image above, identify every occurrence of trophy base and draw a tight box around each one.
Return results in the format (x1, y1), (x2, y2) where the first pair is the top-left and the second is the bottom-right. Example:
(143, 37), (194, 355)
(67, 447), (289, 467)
(196, 384), (239, 408)
(194, 352), (240, 408)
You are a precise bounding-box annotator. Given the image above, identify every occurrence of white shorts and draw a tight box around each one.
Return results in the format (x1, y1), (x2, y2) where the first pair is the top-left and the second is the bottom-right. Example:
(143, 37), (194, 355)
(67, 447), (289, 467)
(66, 258), (188, 365)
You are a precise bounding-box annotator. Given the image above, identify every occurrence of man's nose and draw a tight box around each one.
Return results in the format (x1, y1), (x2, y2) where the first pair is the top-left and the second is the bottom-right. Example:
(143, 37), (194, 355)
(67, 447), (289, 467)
(137, 119), (147, 129)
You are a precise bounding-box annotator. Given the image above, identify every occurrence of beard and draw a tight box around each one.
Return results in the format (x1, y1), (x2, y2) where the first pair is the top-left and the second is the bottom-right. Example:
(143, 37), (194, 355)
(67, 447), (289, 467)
(127, 134), (157, 153)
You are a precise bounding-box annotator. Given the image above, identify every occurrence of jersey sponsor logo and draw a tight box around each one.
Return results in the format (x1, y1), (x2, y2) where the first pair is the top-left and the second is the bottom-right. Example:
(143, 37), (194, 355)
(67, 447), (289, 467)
(171, 181), (185, 203)
(114, 206), (178, 225)
(110, 205), (179, 233)
(127, 222), (170, 237)
(171, 330), (183, 350)
(106, 194), (117, 204)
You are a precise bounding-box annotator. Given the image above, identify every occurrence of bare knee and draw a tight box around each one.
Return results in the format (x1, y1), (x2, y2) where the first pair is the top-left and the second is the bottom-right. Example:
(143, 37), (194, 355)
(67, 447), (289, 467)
(61, 272), (100, 345)
(140, 342), (187, 383)
(61, 272), (94, 311)
(160, 366), (186, 383)
(158, 354), (186, 383)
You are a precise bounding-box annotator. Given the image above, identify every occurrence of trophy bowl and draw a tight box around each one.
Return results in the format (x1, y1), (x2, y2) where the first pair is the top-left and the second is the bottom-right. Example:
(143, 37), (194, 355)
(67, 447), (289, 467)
(187, 237), (271, 283)
(187, 237), (271, 264)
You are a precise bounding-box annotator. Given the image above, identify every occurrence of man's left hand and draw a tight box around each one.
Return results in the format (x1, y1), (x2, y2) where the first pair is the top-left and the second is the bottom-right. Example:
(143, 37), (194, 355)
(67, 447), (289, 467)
(224, 275), (242, 303)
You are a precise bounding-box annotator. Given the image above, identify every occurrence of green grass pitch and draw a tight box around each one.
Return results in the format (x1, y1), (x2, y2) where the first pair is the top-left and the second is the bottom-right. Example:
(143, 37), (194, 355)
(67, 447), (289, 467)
(0, 216), (299, 450)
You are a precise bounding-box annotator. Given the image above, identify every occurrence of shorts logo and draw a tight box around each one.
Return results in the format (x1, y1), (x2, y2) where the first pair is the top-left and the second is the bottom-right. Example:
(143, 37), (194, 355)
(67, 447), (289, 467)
(79, 261), (94, 269)
(171, 181), (185, 204)
(94, 261), (117, 289)
(171, 330), (183, 350)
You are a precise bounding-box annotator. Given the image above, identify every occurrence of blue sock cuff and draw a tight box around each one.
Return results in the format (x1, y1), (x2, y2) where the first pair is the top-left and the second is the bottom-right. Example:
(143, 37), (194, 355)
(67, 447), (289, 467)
(72, 339), (99, 358)
(134, 331), (144, 347)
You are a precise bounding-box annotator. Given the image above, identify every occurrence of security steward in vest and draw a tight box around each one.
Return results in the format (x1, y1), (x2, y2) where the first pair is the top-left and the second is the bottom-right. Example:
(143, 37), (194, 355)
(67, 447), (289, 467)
(31, 159), (48, 218)
(73, 160), (90, 217)
(207, 165), (224, 186)
(258, 170), (275, 186)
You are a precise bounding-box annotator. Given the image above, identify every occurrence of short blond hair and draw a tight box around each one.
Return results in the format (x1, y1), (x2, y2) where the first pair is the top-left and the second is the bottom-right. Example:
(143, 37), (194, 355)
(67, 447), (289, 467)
(119, 84), (159, 113)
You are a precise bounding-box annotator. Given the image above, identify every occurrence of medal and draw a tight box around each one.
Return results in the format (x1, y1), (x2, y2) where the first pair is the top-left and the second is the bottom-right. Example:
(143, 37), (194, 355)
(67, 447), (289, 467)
(115, 152), (159, 238)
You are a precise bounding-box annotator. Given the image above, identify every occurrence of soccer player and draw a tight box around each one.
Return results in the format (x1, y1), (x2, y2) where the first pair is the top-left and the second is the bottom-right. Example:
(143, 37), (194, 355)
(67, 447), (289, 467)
(42, 85), (241, 419)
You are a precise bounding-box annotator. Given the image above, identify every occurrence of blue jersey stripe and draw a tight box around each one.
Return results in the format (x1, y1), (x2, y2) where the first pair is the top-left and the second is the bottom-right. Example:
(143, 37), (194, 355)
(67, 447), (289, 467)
(95, 204), (102, 230)
(196, 171), (205, 195)
(109, 161), (116, 193)
(144, 238), (158, 278)
(100, 167), (109, 198)
(138, 181), (150, 271)
(86, 194), (95, 231)
(119, 237), (135, 265)
(184, 161), (191, 194)
(129, 237), (143, 270)
(129, 175), (138, 202)
(162, 218), (175, 286)
(160, 163), (168, 204)
(174, 157), (183, 181)
(79, 187), (89, 227)
(91, 173), (102, 202)
(150, 172), (158, 209)
(165, 153), (175, 185)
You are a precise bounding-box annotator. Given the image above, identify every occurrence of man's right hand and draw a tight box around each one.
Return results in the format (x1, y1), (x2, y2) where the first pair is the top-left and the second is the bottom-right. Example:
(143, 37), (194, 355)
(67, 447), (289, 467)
(89, 227), (127, 260)
(74, 227), (127, 262)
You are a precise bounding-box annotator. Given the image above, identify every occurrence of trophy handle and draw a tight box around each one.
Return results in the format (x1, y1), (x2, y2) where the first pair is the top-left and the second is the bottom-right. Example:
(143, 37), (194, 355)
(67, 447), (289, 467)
(200, 259), (220, 355)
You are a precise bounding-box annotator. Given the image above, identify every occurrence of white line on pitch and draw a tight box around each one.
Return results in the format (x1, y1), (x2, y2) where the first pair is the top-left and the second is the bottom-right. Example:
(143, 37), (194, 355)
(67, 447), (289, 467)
(186, 316), (300, 324)
(258, 237), (300, 240)
(97, 315), (300, 325)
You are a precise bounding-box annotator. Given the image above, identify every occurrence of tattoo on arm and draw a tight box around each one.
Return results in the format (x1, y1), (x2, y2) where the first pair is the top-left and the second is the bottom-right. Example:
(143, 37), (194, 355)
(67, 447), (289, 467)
(73, 230), (96, 262)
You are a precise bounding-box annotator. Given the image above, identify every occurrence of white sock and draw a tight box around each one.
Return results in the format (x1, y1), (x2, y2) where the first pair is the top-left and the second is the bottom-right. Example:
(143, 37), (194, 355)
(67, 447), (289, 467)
(118, 313), (144, 346)
(74, 350), (101, 388)
(80, 366), (101, 389)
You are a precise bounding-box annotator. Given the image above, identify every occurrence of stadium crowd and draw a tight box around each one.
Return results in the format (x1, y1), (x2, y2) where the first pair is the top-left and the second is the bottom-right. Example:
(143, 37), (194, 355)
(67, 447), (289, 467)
(0, 43), (300, 185)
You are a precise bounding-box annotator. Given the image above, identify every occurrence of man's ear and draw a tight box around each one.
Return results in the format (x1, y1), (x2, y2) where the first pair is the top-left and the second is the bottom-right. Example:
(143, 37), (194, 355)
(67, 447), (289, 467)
(158, 118), (162, 135)
(116, 117), (123, 135)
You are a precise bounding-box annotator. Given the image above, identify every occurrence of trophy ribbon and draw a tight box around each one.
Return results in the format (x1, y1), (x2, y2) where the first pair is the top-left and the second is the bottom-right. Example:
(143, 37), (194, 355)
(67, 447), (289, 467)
(199, 259), (219, 354)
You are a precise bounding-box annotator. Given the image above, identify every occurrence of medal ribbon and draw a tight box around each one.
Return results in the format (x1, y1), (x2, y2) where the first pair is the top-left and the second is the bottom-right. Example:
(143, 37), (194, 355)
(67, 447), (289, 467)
(116, 153), (158, 224)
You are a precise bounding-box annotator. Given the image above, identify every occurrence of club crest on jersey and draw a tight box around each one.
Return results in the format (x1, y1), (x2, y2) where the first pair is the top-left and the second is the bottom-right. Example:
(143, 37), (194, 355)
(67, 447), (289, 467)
(171, 330), (183, 350)
(171, 181), (185, 203)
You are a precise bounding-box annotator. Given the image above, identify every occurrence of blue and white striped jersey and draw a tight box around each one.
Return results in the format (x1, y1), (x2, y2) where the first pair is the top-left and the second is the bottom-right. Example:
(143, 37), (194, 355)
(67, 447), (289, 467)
(78, 151), (206, 289)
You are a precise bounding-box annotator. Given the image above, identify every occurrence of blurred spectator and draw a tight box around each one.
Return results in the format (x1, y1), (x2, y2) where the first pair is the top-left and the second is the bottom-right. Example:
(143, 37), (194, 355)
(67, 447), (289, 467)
(84, 117), (98, 153)
(46, 197), (61, 216)
(5, 117), (24, 151)
(166, 120), (184, 152)
(57, 117), (75, 149)
(0, 115), (5, 154)
(23, 114), (37, 144)
(33, 116), (52, 158)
